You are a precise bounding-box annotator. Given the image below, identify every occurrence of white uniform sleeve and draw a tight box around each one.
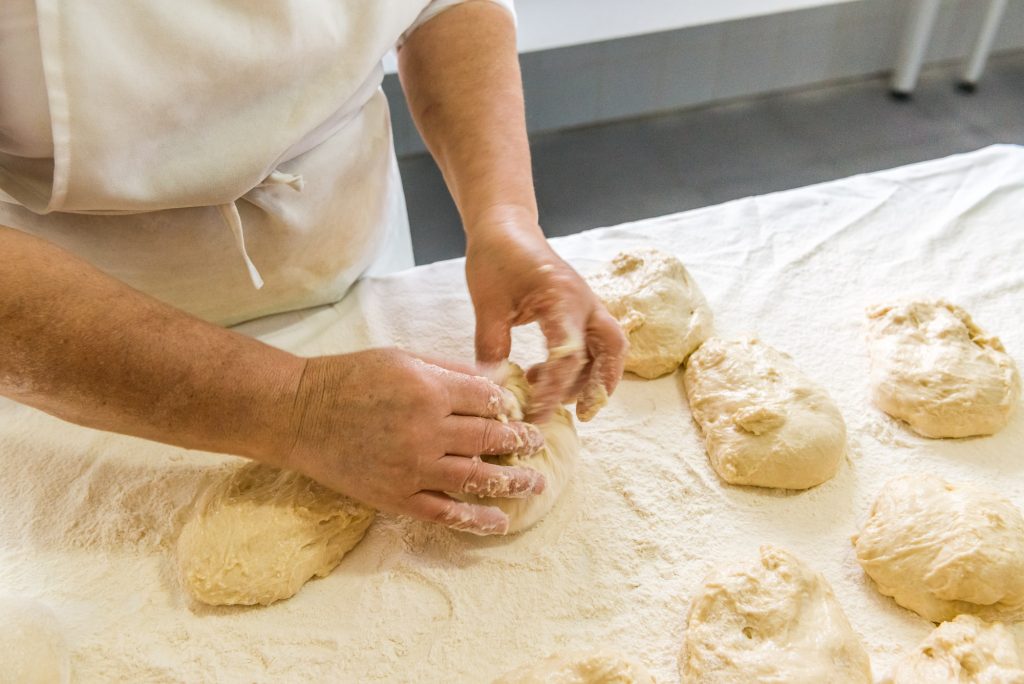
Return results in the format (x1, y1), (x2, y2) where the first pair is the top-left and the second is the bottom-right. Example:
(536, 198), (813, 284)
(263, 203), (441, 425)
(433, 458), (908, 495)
(398, 0), (516, 47)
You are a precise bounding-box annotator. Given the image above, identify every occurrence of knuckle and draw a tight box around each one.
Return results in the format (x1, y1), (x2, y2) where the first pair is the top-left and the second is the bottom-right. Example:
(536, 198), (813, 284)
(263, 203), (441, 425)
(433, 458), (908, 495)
(459, 457), (483, 494)
(433, 500), (457, 524)
(477, 422), (500, 455)
(606, 325), (629, 355)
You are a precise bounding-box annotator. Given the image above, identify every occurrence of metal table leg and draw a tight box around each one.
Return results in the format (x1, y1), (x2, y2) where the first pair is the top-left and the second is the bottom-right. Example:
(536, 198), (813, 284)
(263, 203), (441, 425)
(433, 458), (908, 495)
(891, 0), (942, 98)
(958, 0), (1008, 92)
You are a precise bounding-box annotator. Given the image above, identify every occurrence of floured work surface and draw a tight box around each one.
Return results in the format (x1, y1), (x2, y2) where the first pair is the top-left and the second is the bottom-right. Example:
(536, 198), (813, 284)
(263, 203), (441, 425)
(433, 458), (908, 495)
(1, 145), (1023, 682)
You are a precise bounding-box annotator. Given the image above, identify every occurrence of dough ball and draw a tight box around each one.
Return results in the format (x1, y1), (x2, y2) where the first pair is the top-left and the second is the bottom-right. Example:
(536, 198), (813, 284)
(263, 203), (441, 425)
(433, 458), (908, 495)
(177, 463), (375, 606)
(682, 545), (872, 684)
(682, 337), (846, 489)
(853, 474), (1024, 623)
(493, 651), (654, 684)
(866, 300), (1020, 438)
(885, 615), (1024, 684)
(452, 364), (580, 533)
(0, 595), (71, 684)
(588, 248), (714, 379)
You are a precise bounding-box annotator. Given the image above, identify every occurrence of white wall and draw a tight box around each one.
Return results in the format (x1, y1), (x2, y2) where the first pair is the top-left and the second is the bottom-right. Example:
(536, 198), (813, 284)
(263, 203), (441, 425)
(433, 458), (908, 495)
(385, 0), (1024, 156)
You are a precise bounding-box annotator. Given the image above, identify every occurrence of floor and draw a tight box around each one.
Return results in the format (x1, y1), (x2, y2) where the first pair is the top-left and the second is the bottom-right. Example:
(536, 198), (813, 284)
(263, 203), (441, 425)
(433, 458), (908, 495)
(400, 51), (1024, 265)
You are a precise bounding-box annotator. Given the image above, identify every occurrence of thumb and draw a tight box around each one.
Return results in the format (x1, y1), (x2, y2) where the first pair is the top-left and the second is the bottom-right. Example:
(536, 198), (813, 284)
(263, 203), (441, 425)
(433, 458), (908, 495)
(475, 314), (513, 365)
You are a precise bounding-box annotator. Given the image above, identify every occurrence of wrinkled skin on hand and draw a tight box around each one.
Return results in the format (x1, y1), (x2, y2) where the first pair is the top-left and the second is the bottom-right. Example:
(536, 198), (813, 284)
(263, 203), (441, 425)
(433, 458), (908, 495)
(283, 348), (547, 535)
(465, 208), (627, 423)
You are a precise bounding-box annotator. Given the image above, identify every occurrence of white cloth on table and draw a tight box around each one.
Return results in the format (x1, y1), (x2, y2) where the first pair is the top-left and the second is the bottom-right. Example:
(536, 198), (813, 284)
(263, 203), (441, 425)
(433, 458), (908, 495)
(1, 145), (1022, 681)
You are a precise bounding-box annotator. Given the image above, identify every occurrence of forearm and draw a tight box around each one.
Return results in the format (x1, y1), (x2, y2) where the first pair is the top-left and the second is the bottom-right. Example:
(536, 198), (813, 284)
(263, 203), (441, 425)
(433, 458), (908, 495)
(398, 1), (539, 231)
(0, 225), (303, 464)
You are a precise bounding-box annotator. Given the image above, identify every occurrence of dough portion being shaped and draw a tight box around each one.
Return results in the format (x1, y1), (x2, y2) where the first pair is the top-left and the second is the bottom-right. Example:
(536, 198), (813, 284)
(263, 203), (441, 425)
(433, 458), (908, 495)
(453, 364), (580, 533)
(587, 248), (714, 379)
(853, 474), (1024, 623)
(0, 596), (71, 684)
(866, 300), (1020, 438)
(885, 615), (1024, 684)
(493, 651), (655, 684)
(682, 336), (846, 489)
(177, 463), (374, 606)
(682, 545), (872, 684)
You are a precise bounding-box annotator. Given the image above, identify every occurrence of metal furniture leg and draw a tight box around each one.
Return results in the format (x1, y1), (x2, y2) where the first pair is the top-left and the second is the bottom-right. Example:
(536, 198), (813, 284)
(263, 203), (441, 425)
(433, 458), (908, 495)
(891, 0), (942, 98)
(958, 0), (1008, 92)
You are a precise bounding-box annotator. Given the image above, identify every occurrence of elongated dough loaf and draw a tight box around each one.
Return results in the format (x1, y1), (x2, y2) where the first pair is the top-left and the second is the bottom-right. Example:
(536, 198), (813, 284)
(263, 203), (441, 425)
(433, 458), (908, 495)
(588, 249), (714, 379)
(177, 463), (374, 606)
(682, 545), (872, 683)
(683, 337), (845, 489)
(853, 475), (1024, 623)
(866, 300), (1020, 438)
(884, 615), (1024, 683)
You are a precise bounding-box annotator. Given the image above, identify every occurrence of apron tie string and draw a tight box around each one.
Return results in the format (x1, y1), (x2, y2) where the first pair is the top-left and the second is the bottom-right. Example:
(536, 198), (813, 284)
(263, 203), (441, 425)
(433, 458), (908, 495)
(218, 170), (304, 290)
(218, 201), (264, 290)
(259, 170), (305, 191)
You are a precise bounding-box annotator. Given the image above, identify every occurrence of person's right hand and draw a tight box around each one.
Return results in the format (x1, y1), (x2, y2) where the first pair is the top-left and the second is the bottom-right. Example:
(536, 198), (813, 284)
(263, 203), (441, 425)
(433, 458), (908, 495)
(280, 348), (546, 535)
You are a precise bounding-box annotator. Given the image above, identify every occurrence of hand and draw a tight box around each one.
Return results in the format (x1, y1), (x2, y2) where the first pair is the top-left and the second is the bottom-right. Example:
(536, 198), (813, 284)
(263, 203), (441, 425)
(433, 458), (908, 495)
(281, 348), (546, 535)
(465, 205), (627, 423)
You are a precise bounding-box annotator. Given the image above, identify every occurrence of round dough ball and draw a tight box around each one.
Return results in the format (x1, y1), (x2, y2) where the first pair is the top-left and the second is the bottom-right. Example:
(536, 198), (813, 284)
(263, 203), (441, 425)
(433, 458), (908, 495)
(866, 300), (1020, 438)
(493, 651), (654, 684)
(853, 474), (1024, 623)
(885, 615), (1024, 684)
(452, 364), (580, 533)
(682, 337), (846, 489)
(588, 248), (714, 379)
(682, 545), (872, 683)
(0, 595), (71, 684)
(177, 463), (375, 606)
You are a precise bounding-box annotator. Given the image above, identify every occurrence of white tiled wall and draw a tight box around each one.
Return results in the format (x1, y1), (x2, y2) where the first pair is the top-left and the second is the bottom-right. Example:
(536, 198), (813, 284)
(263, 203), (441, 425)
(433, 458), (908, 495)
(385, 0), (1024, 156)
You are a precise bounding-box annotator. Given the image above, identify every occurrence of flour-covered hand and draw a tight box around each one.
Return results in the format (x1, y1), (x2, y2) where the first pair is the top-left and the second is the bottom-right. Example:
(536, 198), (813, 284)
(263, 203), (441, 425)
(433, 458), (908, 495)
(282, 348), (546, 535)
(465, 206), (627, 423)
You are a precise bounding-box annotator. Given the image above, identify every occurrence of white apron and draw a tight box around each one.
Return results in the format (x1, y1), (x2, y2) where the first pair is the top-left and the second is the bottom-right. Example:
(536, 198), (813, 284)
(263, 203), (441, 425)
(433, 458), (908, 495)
(0, 0), (513, 326)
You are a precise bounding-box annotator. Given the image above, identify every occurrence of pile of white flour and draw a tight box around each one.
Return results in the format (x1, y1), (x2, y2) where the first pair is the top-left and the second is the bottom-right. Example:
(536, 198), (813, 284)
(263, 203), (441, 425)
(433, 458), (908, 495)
(1, 146), (1022, 682)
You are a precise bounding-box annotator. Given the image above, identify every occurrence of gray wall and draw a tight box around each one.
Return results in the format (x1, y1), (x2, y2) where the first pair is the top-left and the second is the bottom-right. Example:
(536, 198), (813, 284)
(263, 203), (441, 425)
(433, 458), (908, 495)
(385, 0), (1024, 157)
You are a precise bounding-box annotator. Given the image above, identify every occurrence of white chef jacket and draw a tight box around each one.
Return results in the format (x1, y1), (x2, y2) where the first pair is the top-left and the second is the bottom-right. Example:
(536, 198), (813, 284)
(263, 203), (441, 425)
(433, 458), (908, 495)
(0, 0), (514, 326)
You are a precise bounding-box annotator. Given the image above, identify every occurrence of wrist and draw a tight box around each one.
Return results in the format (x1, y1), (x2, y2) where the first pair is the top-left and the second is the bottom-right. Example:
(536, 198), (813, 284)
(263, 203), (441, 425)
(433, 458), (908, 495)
(230, 346), (308, 469)
(464, 203), (542, 243)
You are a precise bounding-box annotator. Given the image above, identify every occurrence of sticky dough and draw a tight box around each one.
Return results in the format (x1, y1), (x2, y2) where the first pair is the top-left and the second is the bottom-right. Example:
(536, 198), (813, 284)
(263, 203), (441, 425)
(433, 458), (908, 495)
(884, 615), (1024, 684)
(452, 364), (580, 534)
(588, 248), (714, 379)
(177, 463), (374, 606)
(682, 337), (846, 489)
(682, 545), (872, 684)
(853, 474), (1024, 623)
(866, 300), (1020, 438)
(493, 651), (655, 684)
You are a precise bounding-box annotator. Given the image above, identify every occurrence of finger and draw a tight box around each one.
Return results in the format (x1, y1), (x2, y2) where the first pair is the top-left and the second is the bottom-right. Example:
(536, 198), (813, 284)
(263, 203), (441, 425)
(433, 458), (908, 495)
(433, 367), (517, 419)
(444, 416), (545, 457)
(566, 357), (596, 399)
(576, 310), (627, 421)
(409, 352), (485, 378)
(590, 308), (628, 395)
(475, 316), (513, 365)
(427, 455), (545, 498)
(526, 354), (586, 424)
(404, 491), (510, 536)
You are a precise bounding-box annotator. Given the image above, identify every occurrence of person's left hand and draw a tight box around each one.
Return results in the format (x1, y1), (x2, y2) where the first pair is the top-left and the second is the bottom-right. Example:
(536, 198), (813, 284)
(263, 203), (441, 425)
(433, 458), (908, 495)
(465, 205), (627, 423)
